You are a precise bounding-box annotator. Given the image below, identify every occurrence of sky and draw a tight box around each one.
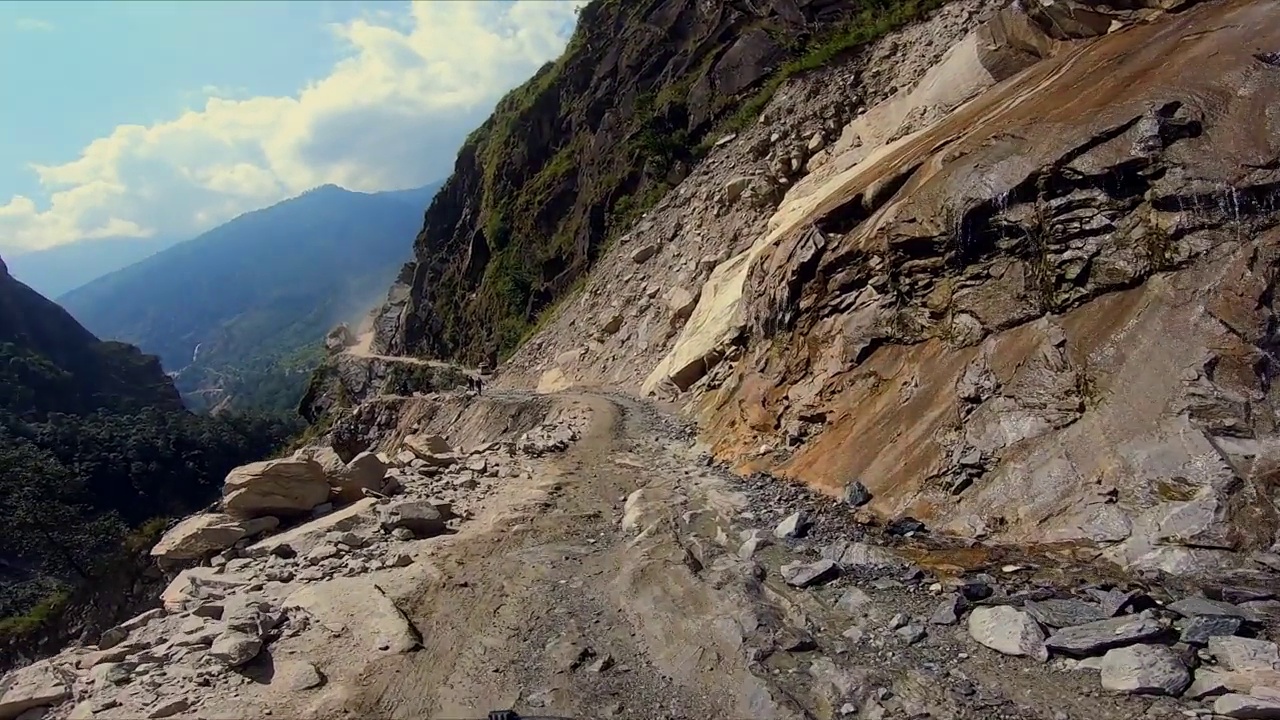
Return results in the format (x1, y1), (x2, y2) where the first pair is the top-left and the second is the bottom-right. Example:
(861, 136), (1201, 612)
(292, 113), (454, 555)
(0, 0), (584, 256)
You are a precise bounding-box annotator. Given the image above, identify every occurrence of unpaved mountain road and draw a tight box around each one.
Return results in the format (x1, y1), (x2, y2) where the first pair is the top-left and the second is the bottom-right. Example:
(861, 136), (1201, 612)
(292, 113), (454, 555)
(293, 391), (1194, 720)
(326, 393), (782, 719)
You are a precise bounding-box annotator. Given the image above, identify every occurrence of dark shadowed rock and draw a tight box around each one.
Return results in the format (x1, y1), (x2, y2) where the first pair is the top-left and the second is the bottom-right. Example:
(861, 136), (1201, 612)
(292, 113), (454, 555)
(841, 481), (872, 507)
(1180, 615), (1243, 645)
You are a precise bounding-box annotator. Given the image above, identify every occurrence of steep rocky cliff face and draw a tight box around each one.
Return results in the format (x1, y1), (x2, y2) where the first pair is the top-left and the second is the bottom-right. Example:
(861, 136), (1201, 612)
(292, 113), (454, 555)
(371, 0), (957, 363)
(487, 0), (1280, 577)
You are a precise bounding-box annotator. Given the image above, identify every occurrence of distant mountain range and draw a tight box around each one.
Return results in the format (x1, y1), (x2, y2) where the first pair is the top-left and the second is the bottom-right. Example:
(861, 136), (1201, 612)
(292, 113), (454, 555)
(6, 235), (179, 299)
(59, 182), (440, 414)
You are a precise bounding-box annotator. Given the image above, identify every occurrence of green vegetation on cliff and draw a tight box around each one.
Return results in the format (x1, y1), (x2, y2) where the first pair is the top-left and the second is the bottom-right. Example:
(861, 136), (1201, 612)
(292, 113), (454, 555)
(394, 0), (953, 363)
(0, 266), (295, 637)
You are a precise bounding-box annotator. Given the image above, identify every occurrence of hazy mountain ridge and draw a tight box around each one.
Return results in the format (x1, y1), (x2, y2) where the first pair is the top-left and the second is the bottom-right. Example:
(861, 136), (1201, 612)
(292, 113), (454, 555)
(59, 182), (441, 414)
(5, 235), (178, 300)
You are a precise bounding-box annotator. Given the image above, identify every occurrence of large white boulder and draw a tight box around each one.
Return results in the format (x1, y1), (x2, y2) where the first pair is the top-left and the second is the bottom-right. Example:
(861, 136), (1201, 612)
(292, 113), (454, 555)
(334, 451), (387, 504)
(403, 434), (451, 457)
(222, 458), (330, 518)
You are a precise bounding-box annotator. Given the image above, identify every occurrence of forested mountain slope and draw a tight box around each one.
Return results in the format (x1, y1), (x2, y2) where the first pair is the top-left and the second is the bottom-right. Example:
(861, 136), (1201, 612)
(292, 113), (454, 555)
(0, 256), (292, 645)
(60, 183), (440, 414)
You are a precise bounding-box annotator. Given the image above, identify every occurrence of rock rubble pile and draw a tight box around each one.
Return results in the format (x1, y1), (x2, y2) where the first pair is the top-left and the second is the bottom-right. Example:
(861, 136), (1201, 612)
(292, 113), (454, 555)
(0, 412), (588, 720)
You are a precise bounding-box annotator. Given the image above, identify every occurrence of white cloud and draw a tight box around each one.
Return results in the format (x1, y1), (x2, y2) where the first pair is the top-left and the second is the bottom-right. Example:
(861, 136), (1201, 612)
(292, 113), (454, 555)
(0, 0), (585, 254)
(14, 17), (54, 32)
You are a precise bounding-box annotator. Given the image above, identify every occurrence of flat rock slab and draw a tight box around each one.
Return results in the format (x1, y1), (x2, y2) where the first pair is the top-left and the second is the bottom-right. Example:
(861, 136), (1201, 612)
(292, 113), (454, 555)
(284, 577), (420, 655)
(1215, 692), (1280, 718)
(1023, 598), (1107, 628)
(0, 661), (71, 720)
(1168, 596), (1249, 619)
(1099, 644), (1190, 696)
(160, 568), (254, 614)
(1044, 614), (1166, 656)
(1180, 614), (1243, 645)
(247, 497), (380, 559)
(820, 540), (904, 569)
(967, 606), (1048, 661)
(1209, 636), (1280, 672)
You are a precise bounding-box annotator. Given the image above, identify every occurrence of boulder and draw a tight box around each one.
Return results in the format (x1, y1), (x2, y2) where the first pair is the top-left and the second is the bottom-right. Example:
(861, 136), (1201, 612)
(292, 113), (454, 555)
(967, 606), (1048, 661)
(147, 698), (191, 719)
(222, 458), (330, 518)
(601, 313), (624, 334)
(209, 631), (262, 668)
(150, 513), (279, 561)
(841, 481), (872, 507)
(402, 434), (451, 457)
(836, 587), (873, 616)
(208, 596), (278, 668)
(1099, 644), (1190, 695)
(930, 593), (966, 625)
(782, 559), (840, 588)
(378, 500), (449, 538)
(298, 446), (345, 475)
(330, 451), (387, 504)
(97, 608), (163, 648)
(630, 243), (659, 264)
(0, 662), (70, 720)
(723, 176), (752, 203)
(774, 511), (812, 539)
(665, 287), (698, 325)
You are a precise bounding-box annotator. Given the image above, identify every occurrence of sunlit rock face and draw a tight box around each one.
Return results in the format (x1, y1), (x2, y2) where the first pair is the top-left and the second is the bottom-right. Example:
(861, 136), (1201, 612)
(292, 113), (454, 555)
(684, 0), (1280, 575)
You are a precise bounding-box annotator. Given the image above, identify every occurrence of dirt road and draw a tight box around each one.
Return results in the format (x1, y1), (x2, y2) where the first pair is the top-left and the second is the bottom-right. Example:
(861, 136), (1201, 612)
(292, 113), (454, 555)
(294, 392), (1194, 720)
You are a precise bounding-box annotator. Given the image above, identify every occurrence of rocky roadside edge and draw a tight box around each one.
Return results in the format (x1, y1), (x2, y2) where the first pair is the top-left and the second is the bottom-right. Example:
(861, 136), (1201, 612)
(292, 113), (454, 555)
(0, 408), (588, 720)
(710, 462), (1280, 719)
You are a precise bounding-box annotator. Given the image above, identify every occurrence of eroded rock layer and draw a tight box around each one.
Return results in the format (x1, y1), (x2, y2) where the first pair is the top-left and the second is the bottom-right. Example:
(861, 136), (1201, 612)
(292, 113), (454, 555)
(692, 0), (1280, 574)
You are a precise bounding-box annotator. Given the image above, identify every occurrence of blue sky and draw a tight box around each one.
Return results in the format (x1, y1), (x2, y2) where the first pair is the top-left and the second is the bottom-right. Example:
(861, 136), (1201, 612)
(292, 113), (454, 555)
(0, 1), (582, 255)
